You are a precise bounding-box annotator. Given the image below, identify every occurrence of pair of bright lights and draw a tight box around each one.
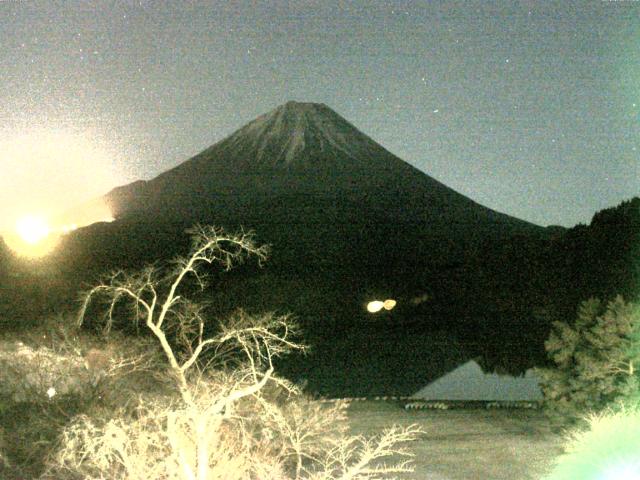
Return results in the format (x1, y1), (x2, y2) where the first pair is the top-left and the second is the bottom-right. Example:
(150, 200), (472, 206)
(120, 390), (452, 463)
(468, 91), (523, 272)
(366, 299), (397, 313)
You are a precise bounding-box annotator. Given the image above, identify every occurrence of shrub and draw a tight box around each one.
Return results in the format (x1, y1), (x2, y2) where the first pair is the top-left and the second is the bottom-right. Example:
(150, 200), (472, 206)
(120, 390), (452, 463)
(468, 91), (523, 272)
(0, 313), (163, 479)
(536, 296), (640, 424)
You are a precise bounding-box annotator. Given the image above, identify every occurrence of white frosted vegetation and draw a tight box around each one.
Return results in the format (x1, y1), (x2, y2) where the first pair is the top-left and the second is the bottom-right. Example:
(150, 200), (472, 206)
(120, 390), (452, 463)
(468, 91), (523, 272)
(0, 336), (156, 404)
(0, 341), (87, 402)
(45, 225), (421, 480)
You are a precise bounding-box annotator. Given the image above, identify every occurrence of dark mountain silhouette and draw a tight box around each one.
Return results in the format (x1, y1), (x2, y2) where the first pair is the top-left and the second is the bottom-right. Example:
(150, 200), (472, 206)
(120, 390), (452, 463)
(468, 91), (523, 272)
(104, 101), (536, 228)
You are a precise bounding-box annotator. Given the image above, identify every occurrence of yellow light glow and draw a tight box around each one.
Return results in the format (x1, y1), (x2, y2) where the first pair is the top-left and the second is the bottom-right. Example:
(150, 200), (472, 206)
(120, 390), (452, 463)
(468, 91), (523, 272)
(383, 299), (397, 310)
(54, 197), (114, 231)
(367, 299), (397, 313)
(367, 301), (385, 313)
(3, 215), (60, 258)
(16, 215), (50, 245)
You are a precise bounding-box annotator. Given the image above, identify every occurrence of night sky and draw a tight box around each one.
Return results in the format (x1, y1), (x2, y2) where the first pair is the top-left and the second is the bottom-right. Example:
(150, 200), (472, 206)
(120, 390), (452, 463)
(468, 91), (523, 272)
(1, 0), (638, 229)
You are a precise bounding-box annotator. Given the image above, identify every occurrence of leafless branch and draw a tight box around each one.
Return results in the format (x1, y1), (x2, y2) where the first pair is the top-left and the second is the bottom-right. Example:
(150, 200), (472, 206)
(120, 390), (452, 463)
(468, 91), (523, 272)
(51, 225), (420, 480)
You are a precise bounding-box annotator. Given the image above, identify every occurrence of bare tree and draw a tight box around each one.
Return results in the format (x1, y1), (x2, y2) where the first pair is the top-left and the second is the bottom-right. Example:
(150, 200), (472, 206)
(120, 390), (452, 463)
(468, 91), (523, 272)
(47, 225), (421, 480)
(77, 225), (275, 401)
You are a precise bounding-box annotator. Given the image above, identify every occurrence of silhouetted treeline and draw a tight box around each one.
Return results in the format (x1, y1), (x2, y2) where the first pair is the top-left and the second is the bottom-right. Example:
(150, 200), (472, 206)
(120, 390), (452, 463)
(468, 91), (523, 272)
(543, 197), (639, 320)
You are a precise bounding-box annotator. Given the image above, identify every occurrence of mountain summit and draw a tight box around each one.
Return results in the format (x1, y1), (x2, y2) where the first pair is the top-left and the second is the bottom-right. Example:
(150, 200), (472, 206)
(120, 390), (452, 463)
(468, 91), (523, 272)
(203, 100), (382, 167)
(144, 100), (428, 181)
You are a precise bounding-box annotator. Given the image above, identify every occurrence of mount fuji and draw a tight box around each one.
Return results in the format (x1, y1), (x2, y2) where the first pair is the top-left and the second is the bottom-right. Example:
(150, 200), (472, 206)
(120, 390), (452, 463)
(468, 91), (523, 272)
(104, 101), (535, 229)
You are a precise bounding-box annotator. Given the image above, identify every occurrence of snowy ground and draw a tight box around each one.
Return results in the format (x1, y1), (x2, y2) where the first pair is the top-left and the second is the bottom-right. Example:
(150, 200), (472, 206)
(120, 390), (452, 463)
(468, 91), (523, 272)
(345, 400), (565, 480)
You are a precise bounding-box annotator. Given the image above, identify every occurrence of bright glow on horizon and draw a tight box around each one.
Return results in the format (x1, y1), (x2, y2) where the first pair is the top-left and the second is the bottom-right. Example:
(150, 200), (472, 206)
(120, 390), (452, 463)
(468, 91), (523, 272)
(4, 214), (60, 258)
(54, 196), (115, 232)
(15, 215), (50, 244)
(2, 200), (115, 258)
